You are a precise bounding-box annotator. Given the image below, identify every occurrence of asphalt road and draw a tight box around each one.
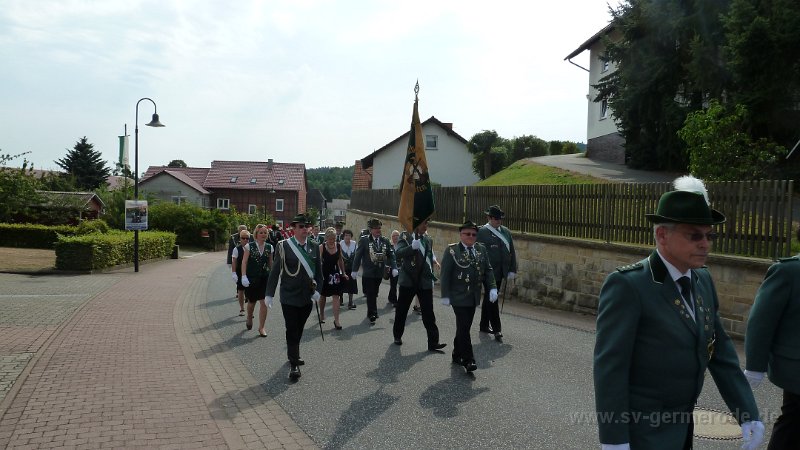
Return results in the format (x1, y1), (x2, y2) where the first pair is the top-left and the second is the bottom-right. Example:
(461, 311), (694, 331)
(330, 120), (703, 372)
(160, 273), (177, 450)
(204, 263), (782, 449)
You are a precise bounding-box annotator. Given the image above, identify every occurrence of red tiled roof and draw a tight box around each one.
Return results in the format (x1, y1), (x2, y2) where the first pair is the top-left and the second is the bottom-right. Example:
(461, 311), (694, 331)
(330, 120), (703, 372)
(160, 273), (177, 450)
(204, 160), (306, 191)
(351, 160), (372, 190)
(140, 166), (210, 185)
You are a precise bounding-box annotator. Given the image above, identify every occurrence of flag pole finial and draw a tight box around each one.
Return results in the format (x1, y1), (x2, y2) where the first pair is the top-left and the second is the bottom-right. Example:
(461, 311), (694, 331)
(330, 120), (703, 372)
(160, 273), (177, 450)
(414, 80), (419, 100)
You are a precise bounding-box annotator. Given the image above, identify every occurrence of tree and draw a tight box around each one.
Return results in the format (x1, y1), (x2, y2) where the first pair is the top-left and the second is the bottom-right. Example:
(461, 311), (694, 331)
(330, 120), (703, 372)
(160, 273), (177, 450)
(509, 135), (549, 161)
(467, 130), (508, 179)
(55, 137), (110, 190)
(167, 159), (188, 168)
(722, 0), (800, 148)
(596, 0), (729, 171)
(679, 101), (786, 181)
(0, 151), (43, 222)
(471, 146), (509, 180)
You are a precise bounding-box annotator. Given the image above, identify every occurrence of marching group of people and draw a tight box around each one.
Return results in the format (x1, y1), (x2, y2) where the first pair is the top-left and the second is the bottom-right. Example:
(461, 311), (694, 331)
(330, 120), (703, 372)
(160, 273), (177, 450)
(225, 204), (518, 381)
(224, 174), (798, 449)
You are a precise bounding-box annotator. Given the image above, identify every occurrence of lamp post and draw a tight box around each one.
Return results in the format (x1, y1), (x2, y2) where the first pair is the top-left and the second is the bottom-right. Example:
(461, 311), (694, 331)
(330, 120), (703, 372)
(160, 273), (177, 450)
(134, 97), (165, 272)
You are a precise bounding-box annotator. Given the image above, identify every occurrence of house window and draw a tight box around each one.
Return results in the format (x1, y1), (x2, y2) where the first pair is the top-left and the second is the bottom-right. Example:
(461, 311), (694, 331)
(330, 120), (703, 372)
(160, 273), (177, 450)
(217, 198), (230, 210)
(600, 99), (609, 119)
(171, 196), (187, 205)
(275, 198), (284, 212)
(276, 220), (284, 228)
(250, 178), (257, 184)
(601, 55), (610, 73)
(248, 204), (257, 215)
(426, 135), (438, 150)
(230, 177), (238, 183)
(278, 178), (285, 185)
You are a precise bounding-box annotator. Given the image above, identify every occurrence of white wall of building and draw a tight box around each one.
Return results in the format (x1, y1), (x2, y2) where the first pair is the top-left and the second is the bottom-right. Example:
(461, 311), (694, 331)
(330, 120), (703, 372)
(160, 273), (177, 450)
(371, 122), (479, 189)
(140, 176), (209, 207)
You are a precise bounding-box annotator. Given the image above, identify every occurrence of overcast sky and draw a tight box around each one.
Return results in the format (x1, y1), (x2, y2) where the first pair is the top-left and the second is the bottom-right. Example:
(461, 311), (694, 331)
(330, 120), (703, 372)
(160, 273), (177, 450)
(0, 0), (614, 173)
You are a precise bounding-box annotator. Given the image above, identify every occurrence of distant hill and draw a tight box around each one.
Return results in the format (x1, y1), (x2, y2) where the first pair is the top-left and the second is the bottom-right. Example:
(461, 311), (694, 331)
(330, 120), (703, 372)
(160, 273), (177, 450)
(307, 166), (354, 200)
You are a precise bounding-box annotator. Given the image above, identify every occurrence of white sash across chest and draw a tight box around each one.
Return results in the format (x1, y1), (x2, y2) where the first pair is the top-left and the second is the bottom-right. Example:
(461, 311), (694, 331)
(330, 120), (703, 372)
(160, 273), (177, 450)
(484, 223), (510, 251)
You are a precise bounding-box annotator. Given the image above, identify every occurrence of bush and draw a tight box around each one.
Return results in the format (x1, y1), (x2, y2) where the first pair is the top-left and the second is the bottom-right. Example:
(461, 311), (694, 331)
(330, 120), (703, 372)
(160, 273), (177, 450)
(0, 223), (77, 249)
(54, 230), (176, 271)
(76, 219), (110, 235)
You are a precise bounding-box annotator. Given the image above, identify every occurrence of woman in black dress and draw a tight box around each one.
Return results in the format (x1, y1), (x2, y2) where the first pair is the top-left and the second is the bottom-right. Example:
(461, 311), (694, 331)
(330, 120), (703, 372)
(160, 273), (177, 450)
(340, 229), (358, 309)
(241, 224), (273, 337)
(319, 227), (348, 329)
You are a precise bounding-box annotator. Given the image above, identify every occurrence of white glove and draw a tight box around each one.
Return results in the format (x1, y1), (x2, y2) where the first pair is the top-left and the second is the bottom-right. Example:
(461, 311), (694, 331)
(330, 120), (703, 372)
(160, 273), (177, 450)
(351, 271), (357, 279)
(231, 272), (239, 283)
(489, 288), (498, 303)
(411, 239), (421, 250)
(266, 296), (273, 308)
(743, 370), (766, 389)
(506, 272), (516, 280)
(311, 291), (320, 303)
(241, 275), (250, 287)
(741, 421), (765, 450)
(440, 297), (450, 306)
(392, 268), (399, 277)
(601, 445), (630, 450)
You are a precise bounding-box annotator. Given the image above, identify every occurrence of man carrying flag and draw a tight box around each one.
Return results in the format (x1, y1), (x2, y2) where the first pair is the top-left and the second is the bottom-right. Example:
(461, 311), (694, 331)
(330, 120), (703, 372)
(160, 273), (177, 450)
(392, 82), (443, 351)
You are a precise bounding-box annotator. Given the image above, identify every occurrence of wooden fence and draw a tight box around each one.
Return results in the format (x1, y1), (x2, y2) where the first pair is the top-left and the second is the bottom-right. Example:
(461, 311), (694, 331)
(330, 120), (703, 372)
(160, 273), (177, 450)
(350, 180), (795, 259)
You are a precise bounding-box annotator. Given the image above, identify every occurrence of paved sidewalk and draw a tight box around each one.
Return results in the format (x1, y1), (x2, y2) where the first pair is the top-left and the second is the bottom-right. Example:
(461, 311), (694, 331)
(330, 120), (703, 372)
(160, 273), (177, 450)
(0, 252), (315, 449)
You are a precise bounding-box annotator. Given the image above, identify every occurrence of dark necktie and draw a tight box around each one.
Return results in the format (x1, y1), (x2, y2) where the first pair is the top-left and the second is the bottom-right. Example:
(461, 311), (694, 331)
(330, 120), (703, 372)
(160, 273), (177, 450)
(677, 276), (693, 310)
(467, 246), (475, 259)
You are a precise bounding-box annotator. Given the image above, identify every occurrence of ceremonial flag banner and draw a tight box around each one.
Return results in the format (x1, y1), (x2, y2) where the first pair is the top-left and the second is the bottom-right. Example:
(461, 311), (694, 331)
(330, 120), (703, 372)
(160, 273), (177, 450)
(118, 134), (130, 170)
(397, 87), (434, 232)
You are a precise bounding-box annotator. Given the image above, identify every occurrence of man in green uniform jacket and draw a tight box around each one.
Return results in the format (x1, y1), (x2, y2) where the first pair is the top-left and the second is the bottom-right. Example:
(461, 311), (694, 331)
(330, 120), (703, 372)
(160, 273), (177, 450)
(745, 256), (800, 449)
(477, 204), (517, 343)
(594, 176), (763, 450)
(352, 218), (397, 324)
(392, 219), (446, 352)
(440, 221), (497, 373)
(266, 213), (324, 381)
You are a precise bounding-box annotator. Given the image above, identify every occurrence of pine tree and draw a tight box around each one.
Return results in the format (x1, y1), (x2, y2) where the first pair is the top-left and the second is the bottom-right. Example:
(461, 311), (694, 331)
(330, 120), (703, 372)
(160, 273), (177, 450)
(55, 137), (110, 190)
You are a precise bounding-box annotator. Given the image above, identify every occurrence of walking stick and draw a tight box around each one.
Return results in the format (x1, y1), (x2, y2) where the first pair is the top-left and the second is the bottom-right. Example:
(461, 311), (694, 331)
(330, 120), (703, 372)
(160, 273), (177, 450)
(314, 299), (324, 341)
(500, 276), (508, 314)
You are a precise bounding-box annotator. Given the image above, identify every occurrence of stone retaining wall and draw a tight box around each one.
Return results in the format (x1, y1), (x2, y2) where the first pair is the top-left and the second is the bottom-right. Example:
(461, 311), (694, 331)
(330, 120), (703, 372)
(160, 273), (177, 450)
(348, 209), (773, 338)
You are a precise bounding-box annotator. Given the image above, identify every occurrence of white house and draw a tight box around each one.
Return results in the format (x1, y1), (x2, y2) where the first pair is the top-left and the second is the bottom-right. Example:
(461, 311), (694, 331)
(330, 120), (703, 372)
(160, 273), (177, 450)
(361, 116), (478, 189)
(565, 23), (625, 163)
(139, 168), (211, 208)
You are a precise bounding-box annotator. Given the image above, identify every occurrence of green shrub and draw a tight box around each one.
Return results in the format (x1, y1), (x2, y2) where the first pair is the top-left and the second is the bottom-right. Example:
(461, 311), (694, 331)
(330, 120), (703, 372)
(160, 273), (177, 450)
(54, 230), (176, 271)
(76, 219), (110, 235)
(0, 223), (77, 249)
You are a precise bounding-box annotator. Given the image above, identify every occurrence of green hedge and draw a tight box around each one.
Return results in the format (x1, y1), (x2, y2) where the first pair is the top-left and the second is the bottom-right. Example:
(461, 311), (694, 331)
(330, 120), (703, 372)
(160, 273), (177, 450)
(0, 223), (78, 249)
(55, 230), (176, 271)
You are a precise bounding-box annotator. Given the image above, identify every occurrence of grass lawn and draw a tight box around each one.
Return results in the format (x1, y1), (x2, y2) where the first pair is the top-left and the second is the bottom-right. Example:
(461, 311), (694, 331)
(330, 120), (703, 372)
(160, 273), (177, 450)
(476, 159), (610, 186)
(0, 247), (56, 272)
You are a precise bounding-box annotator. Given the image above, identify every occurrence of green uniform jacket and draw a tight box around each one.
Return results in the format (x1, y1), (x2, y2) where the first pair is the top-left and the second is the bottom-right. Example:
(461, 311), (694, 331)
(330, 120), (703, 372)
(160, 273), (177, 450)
(745, 256), (800, 394)
(476, 224), (517, 276)
(440, 242), (495, 307)
(395, 232), (436, 290)
(594, 251), (758, 448)
(266, 238), (323, 307)
(352, 235), (396, 279)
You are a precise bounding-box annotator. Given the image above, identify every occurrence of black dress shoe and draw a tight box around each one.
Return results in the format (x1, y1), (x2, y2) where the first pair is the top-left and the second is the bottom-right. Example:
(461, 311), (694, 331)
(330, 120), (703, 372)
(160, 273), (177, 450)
(394, 338), (403, 346)
(296, 359), (305, 366)
(494, 332), (503, 343)
(428, 343), (447, 352)
(464, 360), (478, 372)
(289, 365), (301, 380)
(348, 303), (357, 310)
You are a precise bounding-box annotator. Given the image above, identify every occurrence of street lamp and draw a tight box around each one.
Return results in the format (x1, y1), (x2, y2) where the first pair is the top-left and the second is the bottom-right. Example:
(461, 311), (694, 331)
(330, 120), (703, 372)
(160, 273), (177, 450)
(134, 97), (165, 272)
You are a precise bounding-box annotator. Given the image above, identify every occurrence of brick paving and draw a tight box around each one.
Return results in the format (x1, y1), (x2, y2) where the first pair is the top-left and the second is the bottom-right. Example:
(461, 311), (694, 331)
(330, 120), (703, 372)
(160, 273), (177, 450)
(0, 253), (316, 449)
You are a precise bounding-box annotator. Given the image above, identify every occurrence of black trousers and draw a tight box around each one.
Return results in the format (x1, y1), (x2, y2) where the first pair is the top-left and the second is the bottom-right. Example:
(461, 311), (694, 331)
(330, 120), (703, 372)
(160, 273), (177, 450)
(281, 302), (312, 365)
(452, 306), (476, 363)
(480, 271), (503, 333)
(393, 286), (439, 346)
(768, 389), (800, 450)
(362, 276), (382, 318)
(388, 275), (399, 304)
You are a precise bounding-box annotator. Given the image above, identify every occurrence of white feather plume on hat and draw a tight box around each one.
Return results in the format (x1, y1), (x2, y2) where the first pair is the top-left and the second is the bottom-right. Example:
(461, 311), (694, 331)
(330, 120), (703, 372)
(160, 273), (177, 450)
(673, 175), (709, 205)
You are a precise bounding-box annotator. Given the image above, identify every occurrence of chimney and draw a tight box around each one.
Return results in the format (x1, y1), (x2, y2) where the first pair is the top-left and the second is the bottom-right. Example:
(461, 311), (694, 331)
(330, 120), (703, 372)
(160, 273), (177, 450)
(268, 158), (273, 170)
